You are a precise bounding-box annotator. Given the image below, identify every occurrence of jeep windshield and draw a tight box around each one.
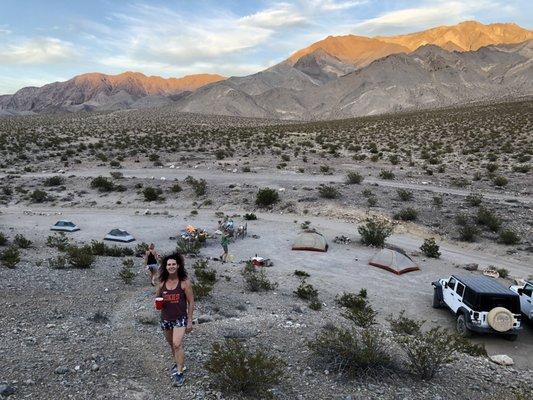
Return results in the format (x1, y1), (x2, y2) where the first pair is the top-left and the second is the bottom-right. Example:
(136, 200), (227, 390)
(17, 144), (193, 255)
(477, 296), (520, 313)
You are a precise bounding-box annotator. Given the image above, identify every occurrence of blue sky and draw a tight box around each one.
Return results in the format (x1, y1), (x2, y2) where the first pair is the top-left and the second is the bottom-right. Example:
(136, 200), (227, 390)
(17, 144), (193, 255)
(0, 0), (531, 94)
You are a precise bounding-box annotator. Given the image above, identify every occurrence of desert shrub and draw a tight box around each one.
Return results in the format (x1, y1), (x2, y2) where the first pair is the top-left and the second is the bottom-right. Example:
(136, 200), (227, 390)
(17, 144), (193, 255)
(89, 310), (109, 323)
(67, 245), (95, 269)
(90, 176), (114, 192)
(485, 163), (499, 173)
(14, 234), (32, 249)
(397, 189), (413, 201)
(244, 213), (257, 220)
(90, 241), (134, 257)
(294, 269), (310, 278)
(320, 165), (331, 174)
(318, 185), (340, 199)
(466, 193), (483, 206)
(215, 149), (226, 160)
(242, 261), (277, 292)
(342, 303), (378, 328)
(242, 166), (251, 172)
(1, 246), (20, 268)
(420, 238), (441, 258)
(512, 165), (530, 173)
(346, 171), (364, 184)
(205, 339), (284, 398)
(0, 233), (7, 246)
(361, 188), (373, 197)
(46, 233), (69, 251)
(499, 229), (520, 245)
(451, 335), (487, 357)
(432, 196), (443, 206)
(458, 224), (480, 242)
(294, 281), (318, 300)
(307, 326), (393, 376)
(476, 207), (501, 232)
(30, 189), (48, 203)
(450, 177), (469, 188)
(148, 153), (159, 162)
(170, 183), (182, 193)
(48, 255), (67, 269)
(393, 208), (418, 221)
(134, 242), (149, 256)
(455, 213), (471, 226)
(192, 281), (214, 300)
(119, 258), (135, 284)
(379, 170), (395, 180)
(388, 310), (424, 336)
(193, 259), (217, 285)
(396, 327), (456, 380)
(367, 196), (377, 207)
(176, 237), (202, 255)
(110, 171), (123, 179)
(358, 217), (393, 247)
(143, 187), (162, 201)
(496, 268), (509, 279)
(44, 175), (64, 186)
(492, 175), (508, 187)
(309, 298), (322, 311)
(255, 188), (279, 207)
(185, 176), (207, 196)
(335, 291), (367, 309)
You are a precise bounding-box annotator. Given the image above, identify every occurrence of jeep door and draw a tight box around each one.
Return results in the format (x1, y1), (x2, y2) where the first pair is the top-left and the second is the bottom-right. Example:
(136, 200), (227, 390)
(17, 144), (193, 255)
(521, 283), (533, 316)
(443, 277), (458, 312)
(454, 281), (466, 311)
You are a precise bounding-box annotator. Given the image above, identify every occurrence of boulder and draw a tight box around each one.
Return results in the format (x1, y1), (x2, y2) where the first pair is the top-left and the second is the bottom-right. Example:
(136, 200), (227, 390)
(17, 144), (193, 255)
(489, 355), (514, 366)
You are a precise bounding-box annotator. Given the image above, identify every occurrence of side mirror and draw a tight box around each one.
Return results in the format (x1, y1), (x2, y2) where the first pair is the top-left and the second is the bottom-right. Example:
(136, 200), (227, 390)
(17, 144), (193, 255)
(517, 288), (523, 295)
(444, 282), (448, 289)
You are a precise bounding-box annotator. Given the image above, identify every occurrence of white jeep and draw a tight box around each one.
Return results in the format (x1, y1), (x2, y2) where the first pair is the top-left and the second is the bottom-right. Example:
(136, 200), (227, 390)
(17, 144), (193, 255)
(432, 274), (521, 340)
(509, 281), (533, 321)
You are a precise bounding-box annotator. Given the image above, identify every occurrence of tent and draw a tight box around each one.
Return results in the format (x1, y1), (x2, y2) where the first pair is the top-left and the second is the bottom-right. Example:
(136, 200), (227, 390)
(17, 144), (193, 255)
(51, 220), (80, 232)
(104, 229), (135, 243)
(292, 230), (328, 252)
(369, 248), (419, 275)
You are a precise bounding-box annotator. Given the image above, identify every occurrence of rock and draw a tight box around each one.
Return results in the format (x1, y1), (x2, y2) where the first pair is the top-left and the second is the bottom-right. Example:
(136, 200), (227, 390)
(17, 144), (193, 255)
(489, 355), (514, 366)
(91, 363), (100, 372)
(24, 379), (35, 386)
(463, 263), (479, 271)
(55, 366), (70, 374)
(197, 315), (213, 324)
(0, 384), (16, 396)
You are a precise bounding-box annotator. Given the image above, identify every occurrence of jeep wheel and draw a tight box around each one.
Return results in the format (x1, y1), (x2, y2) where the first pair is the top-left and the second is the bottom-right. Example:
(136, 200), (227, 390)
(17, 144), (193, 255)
(456, 314), (471, 337)
(432, 288), (441, 308)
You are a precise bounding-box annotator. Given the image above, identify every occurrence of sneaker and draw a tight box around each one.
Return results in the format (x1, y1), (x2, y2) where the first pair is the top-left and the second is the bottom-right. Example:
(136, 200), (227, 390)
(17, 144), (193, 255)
(170, 364), (186, 377)
(172, 372), (185, 387)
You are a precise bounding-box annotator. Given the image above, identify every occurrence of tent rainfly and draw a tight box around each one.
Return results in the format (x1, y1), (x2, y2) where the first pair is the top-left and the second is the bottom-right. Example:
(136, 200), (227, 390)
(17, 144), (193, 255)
(104, 229), (135, 243)
(292, 230), (328, 252)
(51, 220), (80, 232)
(369, 248), (419, 275)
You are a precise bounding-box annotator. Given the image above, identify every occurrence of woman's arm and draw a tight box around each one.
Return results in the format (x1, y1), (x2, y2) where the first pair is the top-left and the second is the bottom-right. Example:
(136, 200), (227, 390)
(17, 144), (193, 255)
(155, 282), (163, 297)
(183, 279), (195, 333)
(144, 250), (149, 266)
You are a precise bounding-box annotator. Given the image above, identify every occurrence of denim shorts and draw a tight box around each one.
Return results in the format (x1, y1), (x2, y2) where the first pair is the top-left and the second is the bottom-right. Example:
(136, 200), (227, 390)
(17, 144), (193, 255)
(161, 316), (188, 331)
(146, 264), (159, 272)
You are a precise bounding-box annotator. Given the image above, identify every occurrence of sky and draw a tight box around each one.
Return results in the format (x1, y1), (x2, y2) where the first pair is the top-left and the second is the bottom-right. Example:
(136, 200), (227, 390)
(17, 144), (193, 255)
(0, 0), (531, 94)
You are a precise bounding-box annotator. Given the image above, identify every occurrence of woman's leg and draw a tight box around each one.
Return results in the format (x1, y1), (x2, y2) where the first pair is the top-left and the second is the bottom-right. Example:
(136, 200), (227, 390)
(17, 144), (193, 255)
(172, 327), (186, 373)
(163, 329), (174, 359)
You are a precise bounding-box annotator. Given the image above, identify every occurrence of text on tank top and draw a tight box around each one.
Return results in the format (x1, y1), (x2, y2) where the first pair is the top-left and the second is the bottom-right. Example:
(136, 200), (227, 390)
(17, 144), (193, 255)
(161, 280), (188, 321)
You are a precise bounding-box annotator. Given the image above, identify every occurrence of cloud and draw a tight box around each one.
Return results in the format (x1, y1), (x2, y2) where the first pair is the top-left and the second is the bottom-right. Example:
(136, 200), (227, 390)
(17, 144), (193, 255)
(0, 37), (78, 64)
(353, 1), (507, 35)
(239, 3), (308, 28)
(311, 0), (367, 11)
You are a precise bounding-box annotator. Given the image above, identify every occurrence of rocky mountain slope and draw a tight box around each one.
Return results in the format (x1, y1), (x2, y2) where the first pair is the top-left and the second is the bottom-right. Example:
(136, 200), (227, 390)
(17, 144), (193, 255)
(176, 41), (533, 119)
(0, 72), (225, 114)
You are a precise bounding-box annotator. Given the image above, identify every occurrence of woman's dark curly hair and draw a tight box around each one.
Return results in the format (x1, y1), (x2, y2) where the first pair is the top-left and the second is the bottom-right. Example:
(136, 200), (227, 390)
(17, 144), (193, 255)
(159, 252), (187, 282)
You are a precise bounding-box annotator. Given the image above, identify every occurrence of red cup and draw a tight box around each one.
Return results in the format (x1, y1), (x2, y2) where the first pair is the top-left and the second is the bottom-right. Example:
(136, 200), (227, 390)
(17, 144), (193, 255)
(155, 297), (164, 310)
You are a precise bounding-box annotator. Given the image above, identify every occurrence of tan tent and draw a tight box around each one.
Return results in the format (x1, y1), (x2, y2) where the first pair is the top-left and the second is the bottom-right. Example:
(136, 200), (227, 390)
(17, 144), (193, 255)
(292, 230), (328, 252)
(369, 248), (419, 275)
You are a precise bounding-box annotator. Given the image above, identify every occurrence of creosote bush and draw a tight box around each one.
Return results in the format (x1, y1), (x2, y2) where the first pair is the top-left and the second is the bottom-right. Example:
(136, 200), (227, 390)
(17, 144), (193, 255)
(379, 170), (395, 180)
(90, 176), (114, 192)
(193, 259), (217, 297)
(205, 339), (284, 398)
(46, 233), (69, 251)
(0, 233), (7, 246)
(90, 240), (134, 257)
(30, 189), (48, 203)
(1, 246), (20, 268)
(143, 186), (163, 201)
(394, 208), (418, 221)
(466, 193), (483, 207)
(119, 258), (136, 284)
(336, 289), (377, 328)
(242, 261), (277, 292)
(318, 185), (340, 199)
(388, 310), (424, 336)
(176, 237), (202, 255)
(307, 326), (392, 377)
(44, 175), (65, 186)
(358, 217), (393, 247)
(67, 245), (95, 269)
(397, 189), (413, 201)
(294, 281), (318, 300)
(346, 171), (364, 184)
(256, 187), (279, 207)
(294, 269), (310, 278)
(14, 234), (32, 249)
(185, 176), (207, 196)
(476, 207), (501, 232)
(420, 238), (441, 258)
(244, 213), (257, 220)
(499, 229), (520, 245)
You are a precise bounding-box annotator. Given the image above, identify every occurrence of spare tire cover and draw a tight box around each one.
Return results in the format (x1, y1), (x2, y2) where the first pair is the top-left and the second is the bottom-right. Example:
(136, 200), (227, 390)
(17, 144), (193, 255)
(487, 307), (514, 332)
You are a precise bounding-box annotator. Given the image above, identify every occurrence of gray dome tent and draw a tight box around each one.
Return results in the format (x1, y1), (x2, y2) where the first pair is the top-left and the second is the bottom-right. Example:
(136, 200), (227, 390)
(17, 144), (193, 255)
(292, 230), (328, 252)
(104, 229), (135, 243)
(369, 248), (419, 275)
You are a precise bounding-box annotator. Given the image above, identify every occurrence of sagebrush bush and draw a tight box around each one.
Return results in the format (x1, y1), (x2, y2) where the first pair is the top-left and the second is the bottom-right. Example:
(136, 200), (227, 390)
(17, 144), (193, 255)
(205, 339), (284, 398)
(492, 175), (508, 187)
(396, 327), (456, 380)
(394, 208), (418, 221)
(358, 217), (393, 247)
(44, 175), (65, 186)
(342, 304), (377, 328)
(46, 233), (69, 251)
(194, 259), (217, 285)
(397, 189), (413, 201)
(458, 224), (480, 242)
(67, 245), (95, 269)
(420, 238), (441, 258)
(476, 207), (501, 232)
(119, 258), (136, 284)
(388, 310), (424, 336)
(307, 326), (393, 376)
(1, 246), (20, 268)
(466, 193), (483, 207)
(14, 234), (32, 249)
(294, 269), (310, 278)
(294, 281), (318, 300)
(346, 171), (364, 184)
(335, 291), (367, 309)
(256, 188), (279, 207)
(90, 241), (134, 257)
(170, 183), (182, 193)
(451, 335), (487, 357)
(318, 185), (340, 199)
(499, 229), (520, 245)
(379, 170), (395, 180)
(185, 176), (207, 196)
(90, 176), (114, 192)
(143, 186), (162, 201)
(48, 255), (67, 269)
(192, 281), (214, 299)
(242, 261), (277, 292)
(496, 268), (509, 279)
(135, 242), (149, 256)
(30, 189), (48, 203)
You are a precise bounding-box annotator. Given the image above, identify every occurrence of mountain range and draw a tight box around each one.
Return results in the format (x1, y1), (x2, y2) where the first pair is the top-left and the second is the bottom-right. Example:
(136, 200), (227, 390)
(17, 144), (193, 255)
(1, 20), (532, 119)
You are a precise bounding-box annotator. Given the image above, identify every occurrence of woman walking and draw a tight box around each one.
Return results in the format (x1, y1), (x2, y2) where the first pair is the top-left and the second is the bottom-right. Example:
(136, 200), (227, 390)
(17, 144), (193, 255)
(144, 243), (160, 286)
(156, 253), (195, 387)
(220, 233), (230, 263)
